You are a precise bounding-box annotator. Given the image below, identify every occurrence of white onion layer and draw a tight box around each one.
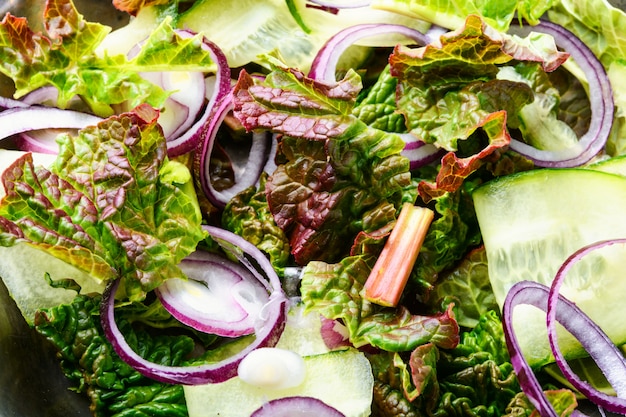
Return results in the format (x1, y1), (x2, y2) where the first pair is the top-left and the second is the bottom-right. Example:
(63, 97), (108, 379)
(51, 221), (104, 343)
(156, 250), (271, 337)
(0, 107), (101, 142)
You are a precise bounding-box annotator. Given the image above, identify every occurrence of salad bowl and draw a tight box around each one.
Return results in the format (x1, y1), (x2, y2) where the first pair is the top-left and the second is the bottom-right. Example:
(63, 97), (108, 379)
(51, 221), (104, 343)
(1, 1), (626, 417)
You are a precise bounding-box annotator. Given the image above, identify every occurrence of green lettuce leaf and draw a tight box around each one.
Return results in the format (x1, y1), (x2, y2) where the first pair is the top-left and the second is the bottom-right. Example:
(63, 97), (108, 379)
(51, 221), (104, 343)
(0, 0), (216, 117)
(0, 105), (206, 301)
(428, 246), (499, 328)
(389, 15), (569, 201)
(411, 188), (482, 291)
(547, 0), (626, 68)
(500, 63), (580, 151)
(352, 65), (407, 133)
(300, 255), (459, 352)
(370, 0), (556, 31)
(233, 65), (416, 264)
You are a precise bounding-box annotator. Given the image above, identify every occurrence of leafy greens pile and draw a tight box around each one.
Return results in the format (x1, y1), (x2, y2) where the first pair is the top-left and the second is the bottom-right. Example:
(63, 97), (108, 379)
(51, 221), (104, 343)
(1, 0), (624, 416)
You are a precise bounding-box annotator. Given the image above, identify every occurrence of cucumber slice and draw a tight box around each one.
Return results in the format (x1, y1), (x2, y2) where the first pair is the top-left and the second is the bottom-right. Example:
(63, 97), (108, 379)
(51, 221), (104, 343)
(184, 305), (372, 417)
(184, 350), (373, 417)
(473, 168), (626, 368)
(177, 0), (309, 69)
(0, 244), (104, 325)
(176, 0), (429, 70)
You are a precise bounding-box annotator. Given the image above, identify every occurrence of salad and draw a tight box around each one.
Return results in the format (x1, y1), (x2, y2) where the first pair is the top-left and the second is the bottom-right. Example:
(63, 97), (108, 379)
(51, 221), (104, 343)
(1, 0), (626, 416)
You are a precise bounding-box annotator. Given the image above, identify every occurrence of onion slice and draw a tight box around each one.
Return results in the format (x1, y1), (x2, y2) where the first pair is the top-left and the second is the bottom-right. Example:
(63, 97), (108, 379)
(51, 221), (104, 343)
(155, 250), (271, 337)
(164, 31), (232, 157)
(0, 96), (30, 109)
(19, 86), (61, 106)
(250, 396), (346, 417)
(306, 0), (371, 8)
(100, 225), (288, 385)
(16, 129), (77, 154)
(503, 282), (574, 417)
(0, 106), (101, 143)
(309, 23), (441, 82)
(398, 133), (445, 170)
(195, 94), (273, 208)
(508, 20), (614, 167)
(547, 239), (626, 412)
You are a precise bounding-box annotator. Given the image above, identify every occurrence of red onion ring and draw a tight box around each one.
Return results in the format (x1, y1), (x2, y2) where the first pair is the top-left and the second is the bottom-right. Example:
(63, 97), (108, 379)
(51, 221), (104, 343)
(547, 239), (626, 413)
(503, 282), (581, 417)
(0, 96), (30, 109)
(250, 396), (346, 417)
(306, 0), (371, 9)
(309, 23), (441, 82)
(508, 20), (614, 167)
(16, 129), (75, 154)
(194, 94), (273, 208)
(503, 270), (626, 415)
(165, 31), (232, 157)
(100, 225), (288, 385)
(162, 74), (204, 140)
(398, 133), (445, 170)
(11, 87), (88, 153)
(307, 0), (371, 7)
(19, 86), (60, 106)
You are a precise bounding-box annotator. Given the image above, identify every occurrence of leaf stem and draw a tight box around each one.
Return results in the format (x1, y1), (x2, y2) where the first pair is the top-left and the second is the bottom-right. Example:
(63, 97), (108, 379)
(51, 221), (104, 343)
(363, 202), (434, 307)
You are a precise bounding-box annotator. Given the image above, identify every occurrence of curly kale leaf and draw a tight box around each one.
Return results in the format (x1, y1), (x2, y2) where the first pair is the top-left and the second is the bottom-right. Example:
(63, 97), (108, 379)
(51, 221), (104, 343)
(34, 294), (193, 417)
(221, 173), (291, 275)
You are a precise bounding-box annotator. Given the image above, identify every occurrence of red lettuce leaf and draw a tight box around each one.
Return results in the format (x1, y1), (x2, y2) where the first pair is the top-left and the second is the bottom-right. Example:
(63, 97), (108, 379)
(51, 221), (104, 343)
(0, 104), (206, 300)
(0, 0), (215, 116)
(417, 110), (510, 202)
(233, 66), (416, 264)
